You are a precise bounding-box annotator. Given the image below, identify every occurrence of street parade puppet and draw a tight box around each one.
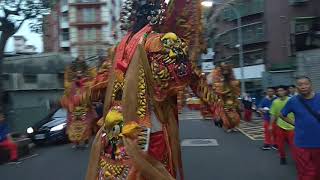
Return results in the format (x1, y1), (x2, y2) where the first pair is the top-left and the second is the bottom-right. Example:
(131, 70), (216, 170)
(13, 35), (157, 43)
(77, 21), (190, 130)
(91, 48), (114, 103)
(86, 0), (241, 179)
(210, 64), (241, 131)
(61, 57), (97, 148)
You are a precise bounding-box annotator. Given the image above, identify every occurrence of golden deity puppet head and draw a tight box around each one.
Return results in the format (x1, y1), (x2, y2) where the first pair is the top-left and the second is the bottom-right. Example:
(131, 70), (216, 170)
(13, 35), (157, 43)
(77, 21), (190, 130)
(103, 106), (141, 140)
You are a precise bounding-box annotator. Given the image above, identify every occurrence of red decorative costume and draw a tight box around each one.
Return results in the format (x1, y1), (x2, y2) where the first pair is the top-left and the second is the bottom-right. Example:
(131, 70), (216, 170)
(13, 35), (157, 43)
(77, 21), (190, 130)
(61, 60), (97, 145)
(86, 1), (241, 179)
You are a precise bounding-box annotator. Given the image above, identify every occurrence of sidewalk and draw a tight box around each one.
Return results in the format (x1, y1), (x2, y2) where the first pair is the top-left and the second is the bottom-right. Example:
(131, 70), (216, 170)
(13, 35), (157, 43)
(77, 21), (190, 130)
(0, 136), (33, 164)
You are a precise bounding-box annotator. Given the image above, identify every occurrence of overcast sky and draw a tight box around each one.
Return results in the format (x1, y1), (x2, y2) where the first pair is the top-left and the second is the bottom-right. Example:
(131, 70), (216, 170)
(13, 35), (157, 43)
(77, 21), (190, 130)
(5, 20), (43, 53)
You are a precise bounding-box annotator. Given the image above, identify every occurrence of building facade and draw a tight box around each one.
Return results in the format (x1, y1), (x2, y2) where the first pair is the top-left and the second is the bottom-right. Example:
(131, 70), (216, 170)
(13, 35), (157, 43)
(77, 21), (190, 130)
(206, 0), (320, 95)
(43, 0), (123, 58)
(3, 53), (73, 132)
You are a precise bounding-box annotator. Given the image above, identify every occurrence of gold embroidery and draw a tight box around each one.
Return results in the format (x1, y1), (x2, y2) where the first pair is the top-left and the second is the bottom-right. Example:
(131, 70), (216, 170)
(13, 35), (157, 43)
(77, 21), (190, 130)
(137, 65), (147, 118)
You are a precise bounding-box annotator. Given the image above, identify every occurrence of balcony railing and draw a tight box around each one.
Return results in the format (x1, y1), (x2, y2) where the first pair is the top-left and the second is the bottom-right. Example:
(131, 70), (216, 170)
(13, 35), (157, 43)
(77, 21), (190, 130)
(60, 41), (70, 48)
(216, 22), (266, 47)
(70, 0), (106, 6)
(222, 0), (264, 21)
(78, 0), (98, 2)
(70, 21), (107, 26)
(221, 49), (265, 68)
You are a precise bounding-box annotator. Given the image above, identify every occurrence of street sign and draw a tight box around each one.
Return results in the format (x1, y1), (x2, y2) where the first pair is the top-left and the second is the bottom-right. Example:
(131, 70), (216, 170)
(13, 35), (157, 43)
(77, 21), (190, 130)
(201, 62), (215, 73)
(201, 48), (215, 60)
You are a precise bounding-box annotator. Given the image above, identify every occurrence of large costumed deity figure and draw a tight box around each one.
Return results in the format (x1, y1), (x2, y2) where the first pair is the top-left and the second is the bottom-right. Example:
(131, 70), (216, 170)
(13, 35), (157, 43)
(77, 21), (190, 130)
(90, 48), (114, 103)
(61, 57), (97, 147)
(86, 0), (240, 179)
(211, 64), (241, 131)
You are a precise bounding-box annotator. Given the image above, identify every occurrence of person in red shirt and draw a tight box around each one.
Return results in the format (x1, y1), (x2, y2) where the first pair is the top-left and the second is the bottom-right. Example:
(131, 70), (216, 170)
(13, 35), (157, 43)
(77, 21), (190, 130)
(0, 113), (18, 162)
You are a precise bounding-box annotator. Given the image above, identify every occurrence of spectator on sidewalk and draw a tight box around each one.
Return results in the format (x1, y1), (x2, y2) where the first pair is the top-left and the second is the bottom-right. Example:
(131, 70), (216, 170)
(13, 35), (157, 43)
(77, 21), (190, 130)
(281, 76), (320, 180)
(242, 93), (253, 122)
(258, 87), (277, 150)
(0, 113), (18, 162)
(270, 85), (295, 165)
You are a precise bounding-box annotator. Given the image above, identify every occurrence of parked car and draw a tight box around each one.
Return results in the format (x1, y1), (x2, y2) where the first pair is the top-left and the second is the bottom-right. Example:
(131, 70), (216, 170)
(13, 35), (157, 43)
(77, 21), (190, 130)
(26, 108), (68, 144)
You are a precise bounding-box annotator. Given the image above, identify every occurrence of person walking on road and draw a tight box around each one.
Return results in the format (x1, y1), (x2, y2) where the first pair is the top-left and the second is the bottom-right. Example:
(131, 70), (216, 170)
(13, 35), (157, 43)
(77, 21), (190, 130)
(288, 85), (298, 97)
(242, 93), (253, 122)
(258, 87), (277, 150)
(281, 76), (320, 180)
(270, 85), (295, 165)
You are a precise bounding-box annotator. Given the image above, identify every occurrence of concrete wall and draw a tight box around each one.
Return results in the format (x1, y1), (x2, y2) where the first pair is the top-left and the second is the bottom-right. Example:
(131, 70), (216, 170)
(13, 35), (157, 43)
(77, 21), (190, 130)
(3, 53), (71, 90)
(2, 53), (72, 133)
(262, 71), (296, 89)
(296, 49), (320, 91)
(5, 90), (64, 133)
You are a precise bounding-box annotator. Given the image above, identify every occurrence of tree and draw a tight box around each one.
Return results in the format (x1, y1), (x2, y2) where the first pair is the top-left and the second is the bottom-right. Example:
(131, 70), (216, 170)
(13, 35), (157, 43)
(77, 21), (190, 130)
(0, 0), (52, 57)
(0, 0), (51, 118)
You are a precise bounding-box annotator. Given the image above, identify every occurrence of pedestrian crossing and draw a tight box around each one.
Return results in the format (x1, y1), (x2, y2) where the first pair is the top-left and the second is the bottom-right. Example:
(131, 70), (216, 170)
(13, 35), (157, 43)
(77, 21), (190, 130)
(178, 109), (265, 141)
(237, 120), (264, 141)
(179, 109), (203, 121)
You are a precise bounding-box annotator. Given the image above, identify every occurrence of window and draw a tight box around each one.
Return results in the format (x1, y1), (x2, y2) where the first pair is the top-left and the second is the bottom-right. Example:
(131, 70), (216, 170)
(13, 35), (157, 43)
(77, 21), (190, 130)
(84, 46), (97, 58)
(289, 0), (309, 5)
(62, 0), (68, 5)
(293, 17), (317, 34)
(83, 28), (96, 41)
(62, 47), (70, 52)
(2, 74), (9, 81)
(227, 50), (265, 68)
(82, 8), (96, 22)
(61, 12), (68, 22)
(53, 108), (67, 118)
(23, 74), (37, 83)
(245, 51), (264, 66)
(242, 23), (265, 44)
(295, 23), (310, 33)
(62, 28), (69, 41)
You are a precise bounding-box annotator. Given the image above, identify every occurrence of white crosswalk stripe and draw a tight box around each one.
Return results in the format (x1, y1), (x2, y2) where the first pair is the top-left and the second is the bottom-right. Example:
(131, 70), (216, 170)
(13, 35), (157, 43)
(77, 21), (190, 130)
(237, 120), (264, 141)
(179, 109), (203, 120)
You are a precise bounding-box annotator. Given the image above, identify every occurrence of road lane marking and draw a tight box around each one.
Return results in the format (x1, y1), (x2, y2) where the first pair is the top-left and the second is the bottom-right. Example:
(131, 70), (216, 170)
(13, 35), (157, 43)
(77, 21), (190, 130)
(237, 120), (264, 140)
(181, 139), (219, 147)
(19, 153), (39, 161)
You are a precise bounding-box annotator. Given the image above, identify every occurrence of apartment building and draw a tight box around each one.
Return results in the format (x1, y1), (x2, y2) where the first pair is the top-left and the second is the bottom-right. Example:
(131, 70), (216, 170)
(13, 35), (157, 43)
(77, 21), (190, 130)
(43, 0), (123, 58)
(206, 0), (320, 94)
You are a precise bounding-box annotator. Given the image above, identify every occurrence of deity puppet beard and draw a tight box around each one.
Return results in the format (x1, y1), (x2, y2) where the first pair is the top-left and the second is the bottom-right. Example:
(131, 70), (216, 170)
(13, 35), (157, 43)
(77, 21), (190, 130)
(133, 2), (158, 31)
(120, 0), (164, 33)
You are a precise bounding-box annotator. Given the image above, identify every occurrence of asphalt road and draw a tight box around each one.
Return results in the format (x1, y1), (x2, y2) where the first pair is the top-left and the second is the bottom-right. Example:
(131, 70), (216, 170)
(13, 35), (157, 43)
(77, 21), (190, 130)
(0, 110), (296, 180)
